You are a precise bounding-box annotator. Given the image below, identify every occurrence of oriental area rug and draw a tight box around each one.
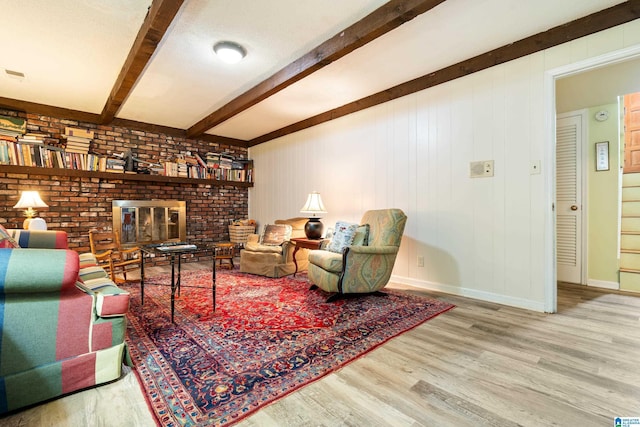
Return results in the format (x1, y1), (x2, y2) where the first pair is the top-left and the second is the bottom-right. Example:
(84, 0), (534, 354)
(123, 269), (454, 426)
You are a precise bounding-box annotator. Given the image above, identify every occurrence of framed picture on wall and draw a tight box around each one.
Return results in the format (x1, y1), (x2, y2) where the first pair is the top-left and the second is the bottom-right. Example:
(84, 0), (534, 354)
(596, 141), (609, 171)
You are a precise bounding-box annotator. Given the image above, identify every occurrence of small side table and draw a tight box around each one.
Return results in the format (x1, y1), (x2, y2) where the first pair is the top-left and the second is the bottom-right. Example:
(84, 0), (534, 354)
(291, 237), (325, 276)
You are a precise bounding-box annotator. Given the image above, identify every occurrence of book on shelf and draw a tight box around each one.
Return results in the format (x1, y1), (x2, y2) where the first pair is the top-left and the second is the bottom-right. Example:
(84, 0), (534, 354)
(1, 139), (253, 183)
(64, 127), (94, 139)
(0, 115), (26, 136)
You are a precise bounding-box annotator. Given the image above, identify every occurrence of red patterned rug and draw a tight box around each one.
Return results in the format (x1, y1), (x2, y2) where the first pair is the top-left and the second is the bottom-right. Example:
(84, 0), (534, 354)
(124, 269), (454, 426)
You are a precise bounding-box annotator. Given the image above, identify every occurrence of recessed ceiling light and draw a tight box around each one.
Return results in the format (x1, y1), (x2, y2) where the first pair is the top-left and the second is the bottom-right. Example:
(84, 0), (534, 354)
(213, 41), (246, 64)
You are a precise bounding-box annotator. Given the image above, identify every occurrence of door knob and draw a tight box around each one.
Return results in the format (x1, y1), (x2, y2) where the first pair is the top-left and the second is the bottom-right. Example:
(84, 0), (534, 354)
(570, 205), (578, 211)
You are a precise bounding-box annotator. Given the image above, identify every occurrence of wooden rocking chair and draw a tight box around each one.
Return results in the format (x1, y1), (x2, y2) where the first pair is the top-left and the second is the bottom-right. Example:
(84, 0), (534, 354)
(89, 229), (141, 284)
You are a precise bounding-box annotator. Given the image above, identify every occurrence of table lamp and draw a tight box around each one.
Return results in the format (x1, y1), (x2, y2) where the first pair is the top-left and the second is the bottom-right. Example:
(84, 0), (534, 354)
(300, 191), (327, 239)
(13, 190), (49, 230)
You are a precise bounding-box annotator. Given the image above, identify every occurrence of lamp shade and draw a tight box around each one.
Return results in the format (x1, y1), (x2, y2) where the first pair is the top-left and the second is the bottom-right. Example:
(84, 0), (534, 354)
(300, 192), (327, 218)
(13, 191), (48, 209)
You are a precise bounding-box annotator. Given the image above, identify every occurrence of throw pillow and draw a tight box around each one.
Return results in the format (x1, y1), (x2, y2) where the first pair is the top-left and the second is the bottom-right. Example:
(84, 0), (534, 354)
(352, 224), (370, 246)
(326, 221), (358, 253)
(0, 224), (20, 248)
(260, 224), (292, 246)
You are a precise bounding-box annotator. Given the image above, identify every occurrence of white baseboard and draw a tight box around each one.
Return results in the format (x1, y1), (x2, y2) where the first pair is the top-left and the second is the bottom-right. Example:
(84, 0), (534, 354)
(586, 279), (619, 290)
(390, 275), (547, 312)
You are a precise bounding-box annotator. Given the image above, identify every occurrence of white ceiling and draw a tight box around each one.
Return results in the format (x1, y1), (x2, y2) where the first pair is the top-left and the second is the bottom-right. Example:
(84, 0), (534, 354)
(0, 0), (628, 142)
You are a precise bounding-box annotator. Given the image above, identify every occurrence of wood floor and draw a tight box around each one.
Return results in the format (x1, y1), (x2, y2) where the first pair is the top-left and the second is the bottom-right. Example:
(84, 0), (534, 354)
(2, 262), (639, 426)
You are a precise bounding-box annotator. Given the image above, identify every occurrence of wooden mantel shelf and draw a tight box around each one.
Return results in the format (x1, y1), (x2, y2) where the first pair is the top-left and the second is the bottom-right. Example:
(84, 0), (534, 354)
(0, 165), (253, 187)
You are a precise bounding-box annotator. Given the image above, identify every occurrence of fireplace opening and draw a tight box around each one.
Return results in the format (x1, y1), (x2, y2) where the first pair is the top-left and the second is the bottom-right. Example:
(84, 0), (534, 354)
(112, 200), (186, 247)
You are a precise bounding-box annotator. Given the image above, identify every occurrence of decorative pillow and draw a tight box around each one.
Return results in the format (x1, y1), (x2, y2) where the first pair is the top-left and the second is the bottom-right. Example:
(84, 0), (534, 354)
(326, 221), (358, 253)
(260, 224), (292, 246)
(352, 224), (370, 246)
(0, 224), (20, 248)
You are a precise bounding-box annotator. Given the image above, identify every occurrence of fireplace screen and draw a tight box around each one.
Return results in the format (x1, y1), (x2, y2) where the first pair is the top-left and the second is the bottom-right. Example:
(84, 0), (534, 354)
(112, 200), (186, 247)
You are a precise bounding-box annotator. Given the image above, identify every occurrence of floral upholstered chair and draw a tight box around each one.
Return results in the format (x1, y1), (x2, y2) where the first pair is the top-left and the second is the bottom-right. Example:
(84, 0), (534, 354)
(307, 208), (407, 302)
(240, 217), (309, 277)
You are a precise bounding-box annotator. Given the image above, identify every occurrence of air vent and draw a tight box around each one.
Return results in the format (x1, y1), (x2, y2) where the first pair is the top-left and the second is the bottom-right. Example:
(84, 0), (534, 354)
(5, 69), (25, 80)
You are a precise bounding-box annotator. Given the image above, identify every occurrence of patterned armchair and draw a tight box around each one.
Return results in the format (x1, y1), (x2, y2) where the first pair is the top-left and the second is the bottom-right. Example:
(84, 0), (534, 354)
(307, 209), (407, 302)
(240, 217), (309, 277)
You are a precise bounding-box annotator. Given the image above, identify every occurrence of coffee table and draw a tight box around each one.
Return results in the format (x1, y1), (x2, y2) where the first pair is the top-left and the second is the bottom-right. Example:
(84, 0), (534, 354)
(140, 243), (216, 323)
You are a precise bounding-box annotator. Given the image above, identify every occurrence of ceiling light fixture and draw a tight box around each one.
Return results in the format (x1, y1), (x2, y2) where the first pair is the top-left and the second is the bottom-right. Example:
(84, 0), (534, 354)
(213, 41), (246, 64)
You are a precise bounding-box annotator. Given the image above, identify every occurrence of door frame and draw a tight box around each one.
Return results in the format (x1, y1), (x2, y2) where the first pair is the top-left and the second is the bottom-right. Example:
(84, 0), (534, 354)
(544, 45), (640, 313)
(555, 110), (589, 286)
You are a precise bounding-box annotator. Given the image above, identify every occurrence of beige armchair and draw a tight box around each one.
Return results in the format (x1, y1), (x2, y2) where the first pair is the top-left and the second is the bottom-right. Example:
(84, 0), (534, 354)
(308, 209), (407, 302)
(239, 217), (309, 277)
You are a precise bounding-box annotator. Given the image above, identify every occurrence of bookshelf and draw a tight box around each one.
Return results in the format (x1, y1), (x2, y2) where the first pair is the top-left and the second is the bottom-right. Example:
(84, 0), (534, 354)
(0, 165), (254, 187)
(0, 117), (254, 185)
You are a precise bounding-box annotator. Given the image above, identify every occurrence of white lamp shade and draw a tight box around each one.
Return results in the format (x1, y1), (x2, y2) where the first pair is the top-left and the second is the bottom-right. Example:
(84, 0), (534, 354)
(300, 192), (327, 218)
(13, 191), (48, 209)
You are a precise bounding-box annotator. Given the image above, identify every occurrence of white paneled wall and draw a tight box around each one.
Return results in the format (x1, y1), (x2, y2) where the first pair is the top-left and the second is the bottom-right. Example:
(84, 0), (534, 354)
(249, 20), (640, 312)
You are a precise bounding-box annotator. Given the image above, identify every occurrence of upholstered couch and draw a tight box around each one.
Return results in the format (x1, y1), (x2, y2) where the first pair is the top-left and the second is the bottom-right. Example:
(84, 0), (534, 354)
(0, 229), (130, 414)
(240, 217), (309, 277)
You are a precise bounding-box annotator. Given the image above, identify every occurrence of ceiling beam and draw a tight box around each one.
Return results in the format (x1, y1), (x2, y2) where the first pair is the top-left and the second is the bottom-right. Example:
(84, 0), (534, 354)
(249, 0), (640, 146)
(186, 0), (447, 139)
(99, 0), (185, 125)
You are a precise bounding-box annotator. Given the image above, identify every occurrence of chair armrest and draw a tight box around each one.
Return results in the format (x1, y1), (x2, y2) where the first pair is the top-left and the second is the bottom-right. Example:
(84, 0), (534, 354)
(339, 245), (400, 294)
(76, 280), (130, 317)
(94, 250), (113, 260)
(247, 233), (260, 244)
(8, 230), (69, 249)
(0, 249), (79, 293)
(345, 245), (398, 255)
(120, 246), (140, 255)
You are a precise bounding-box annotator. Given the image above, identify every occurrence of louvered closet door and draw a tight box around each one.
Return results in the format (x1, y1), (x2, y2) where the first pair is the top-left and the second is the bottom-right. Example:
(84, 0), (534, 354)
(556, 114), (583, 284)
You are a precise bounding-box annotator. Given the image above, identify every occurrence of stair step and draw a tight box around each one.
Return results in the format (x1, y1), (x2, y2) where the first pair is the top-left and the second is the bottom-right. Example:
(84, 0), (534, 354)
(620, 268), (640, 273)
(622, 202), (640, 216)
(621, 234), (640, 249)
(622, 186), (640, 201)
(622, 217), (640, 232)
(620, 252), (640, 269)
(621, 249), (640, 254)
(619, 271), (640, 292)
(623, 173), (640, 187)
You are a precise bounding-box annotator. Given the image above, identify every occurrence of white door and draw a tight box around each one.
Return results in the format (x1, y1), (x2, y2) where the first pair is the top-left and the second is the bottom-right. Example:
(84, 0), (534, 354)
(556, 113), (584, 284)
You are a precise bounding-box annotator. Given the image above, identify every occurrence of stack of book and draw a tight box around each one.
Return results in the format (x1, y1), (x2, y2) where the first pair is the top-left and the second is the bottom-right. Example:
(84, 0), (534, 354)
(63, 127), (94, 154)
(106, 157), (126, 172)
(0, 115), (26, 143)
(205, 152), (220, 169)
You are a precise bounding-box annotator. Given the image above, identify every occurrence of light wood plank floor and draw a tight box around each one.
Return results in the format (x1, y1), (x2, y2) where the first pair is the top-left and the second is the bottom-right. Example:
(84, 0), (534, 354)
(2, 262), (639, 426)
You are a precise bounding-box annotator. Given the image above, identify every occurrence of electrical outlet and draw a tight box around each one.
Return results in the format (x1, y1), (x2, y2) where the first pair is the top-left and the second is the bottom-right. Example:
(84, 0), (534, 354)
(417, 256), (424, 267)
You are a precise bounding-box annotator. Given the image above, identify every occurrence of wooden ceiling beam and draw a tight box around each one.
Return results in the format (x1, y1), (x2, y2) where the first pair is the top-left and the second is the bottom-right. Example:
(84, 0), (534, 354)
(186, 0), (447, 139)
(249, 0), (640, 146)
(99, 0), (185, 125)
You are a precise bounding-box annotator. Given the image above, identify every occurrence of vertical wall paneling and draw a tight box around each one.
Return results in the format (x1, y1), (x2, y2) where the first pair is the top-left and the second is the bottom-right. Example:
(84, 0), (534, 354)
(490, 65), (507, 297)
(249, 21), (640, 312)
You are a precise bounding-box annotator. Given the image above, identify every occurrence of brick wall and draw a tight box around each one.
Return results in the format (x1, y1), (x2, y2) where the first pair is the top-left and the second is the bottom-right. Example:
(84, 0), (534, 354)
(0, 108), (249, 257)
